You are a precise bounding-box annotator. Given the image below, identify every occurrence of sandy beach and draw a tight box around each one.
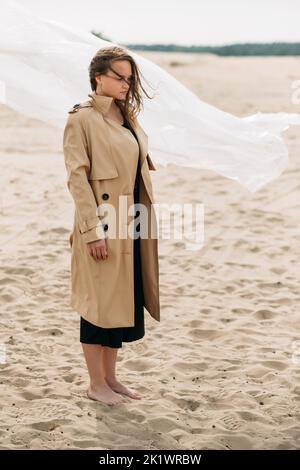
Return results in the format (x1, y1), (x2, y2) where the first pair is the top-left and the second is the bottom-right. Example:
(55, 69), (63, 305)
(1, 52), (300, 450)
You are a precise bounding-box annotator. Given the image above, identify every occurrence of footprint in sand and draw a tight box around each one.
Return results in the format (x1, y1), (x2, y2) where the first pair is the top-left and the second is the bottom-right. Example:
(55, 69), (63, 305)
(220, 413), (243, 431)
(254, 309), (277, 320)
(260, 360), (288, 371)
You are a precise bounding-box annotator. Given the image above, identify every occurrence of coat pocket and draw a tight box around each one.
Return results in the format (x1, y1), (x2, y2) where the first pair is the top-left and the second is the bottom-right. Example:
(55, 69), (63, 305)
(88, 159), (119, 181)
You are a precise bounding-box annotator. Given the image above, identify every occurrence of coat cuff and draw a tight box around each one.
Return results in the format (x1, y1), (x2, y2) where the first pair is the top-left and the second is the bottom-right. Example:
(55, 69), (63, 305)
(78, 216), (106, 243)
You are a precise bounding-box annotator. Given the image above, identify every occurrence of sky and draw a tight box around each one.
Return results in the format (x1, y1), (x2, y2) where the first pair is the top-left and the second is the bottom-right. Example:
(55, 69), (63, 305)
(21, 0), (300, 46)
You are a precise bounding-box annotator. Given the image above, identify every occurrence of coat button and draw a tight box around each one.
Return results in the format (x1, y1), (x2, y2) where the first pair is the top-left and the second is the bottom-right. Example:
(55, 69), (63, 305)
(134, 210), (140, 218)
(103, 224), (108, 231)
(102, 193), (109, 200)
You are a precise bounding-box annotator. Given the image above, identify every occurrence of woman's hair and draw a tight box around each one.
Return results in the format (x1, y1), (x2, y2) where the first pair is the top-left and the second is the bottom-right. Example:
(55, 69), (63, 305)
(88, 46), (153, 127)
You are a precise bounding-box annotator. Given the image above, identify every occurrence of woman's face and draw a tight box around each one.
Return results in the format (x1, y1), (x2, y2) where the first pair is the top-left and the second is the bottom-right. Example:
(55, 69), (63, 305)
(95, 60), (133, 100)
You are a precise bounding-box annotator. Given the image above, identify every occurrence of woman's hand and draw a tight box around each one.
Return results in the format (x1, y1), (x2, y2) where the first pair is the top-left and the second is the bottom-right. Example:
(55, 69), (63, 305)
(87, 238), (108, 261)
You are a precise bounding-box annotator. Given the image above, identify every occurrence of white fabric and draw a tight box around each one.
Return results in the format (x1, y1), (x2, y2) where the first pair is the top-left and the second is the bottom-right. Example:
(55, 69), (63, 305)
(1, 0), (300, 192)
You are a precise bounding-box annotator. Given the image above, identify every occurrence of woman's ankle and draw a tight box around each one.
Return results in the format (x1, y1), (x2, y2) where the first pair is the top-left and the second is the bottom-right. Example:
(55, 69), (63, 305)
(104, 375), (118, 385)
(89, 380), (107, 390)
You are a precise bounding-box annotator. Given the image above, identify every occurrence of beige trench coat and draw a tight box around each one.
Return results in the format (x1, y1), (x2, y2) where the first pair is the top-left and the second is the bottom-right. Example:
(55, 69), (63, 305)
(63, 91), (160, 327)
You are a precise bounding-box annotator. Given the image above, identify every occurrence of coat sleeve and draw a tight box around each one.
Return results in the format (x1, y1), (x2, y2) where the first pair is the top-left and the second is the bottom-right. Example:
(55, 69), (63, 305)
(63, 113), (106, 243)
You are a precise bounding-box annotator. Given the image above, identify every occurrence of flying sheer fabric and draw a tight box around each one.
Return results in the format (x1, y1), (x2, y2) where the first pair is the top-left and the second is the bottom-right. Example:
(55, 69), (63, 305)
(1, 0), (300, 192)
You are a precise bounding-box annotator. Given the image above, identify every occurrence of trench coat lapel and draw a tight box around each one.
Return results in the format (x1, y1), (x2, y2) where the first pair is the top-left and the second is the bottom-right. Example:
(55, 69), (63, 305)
(87, 91), (153, 201)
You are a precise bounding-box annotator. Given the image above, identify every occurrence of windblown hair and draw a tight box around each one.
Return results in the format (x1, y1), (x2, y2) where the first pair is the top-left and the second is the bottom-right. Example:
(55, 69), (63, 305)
(88, 46), (153, 127)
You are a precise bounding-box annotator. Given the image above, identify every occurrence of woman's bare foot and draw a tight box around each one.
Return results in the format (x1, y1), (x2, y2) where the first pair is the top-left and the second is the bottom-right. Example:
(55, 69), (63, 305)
(105, 378), (142, 400)
(87, 383), (128, 405)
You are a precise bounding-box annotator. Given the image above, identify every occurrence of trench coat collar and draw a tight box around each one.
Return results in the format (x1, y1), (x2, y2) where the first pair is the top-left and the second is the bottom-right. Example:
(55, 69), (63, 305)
(88, 91), (114, 116)
(87, 90), (150, 173)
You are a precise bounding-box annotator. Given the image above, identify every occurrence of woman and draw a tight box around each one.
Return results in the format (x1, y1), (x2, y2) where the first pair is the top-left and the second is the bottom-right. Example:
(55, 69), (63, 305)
(63, 46), (160, 406)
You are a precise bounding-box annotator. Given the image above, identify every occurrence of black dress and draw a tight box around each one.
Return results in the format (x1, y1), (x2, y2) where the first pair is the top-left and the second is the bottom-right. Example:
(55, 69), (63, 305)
(80, 120), (145, 348)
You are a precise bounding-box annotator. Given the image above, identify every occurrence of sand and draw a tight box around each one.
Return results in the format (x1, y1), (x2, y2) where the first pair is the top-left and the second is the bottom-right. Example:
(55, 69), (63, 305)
(1, 53), (300, 450)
